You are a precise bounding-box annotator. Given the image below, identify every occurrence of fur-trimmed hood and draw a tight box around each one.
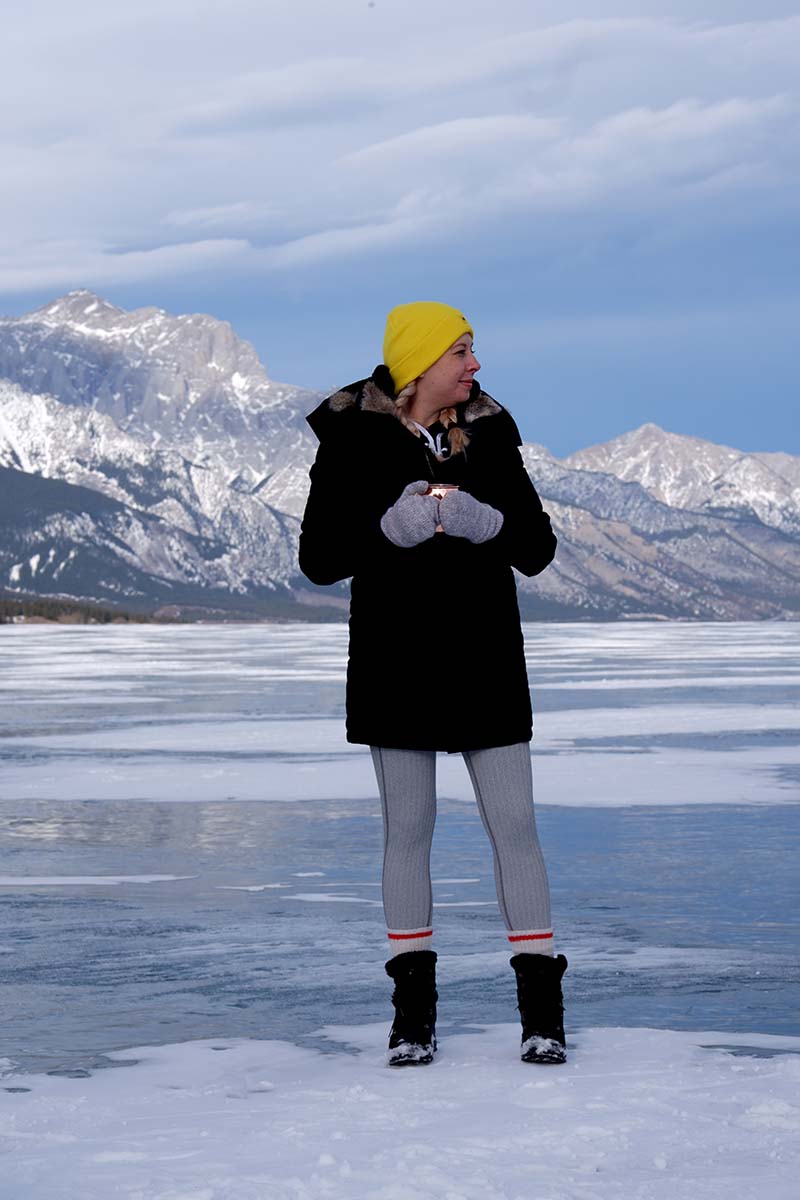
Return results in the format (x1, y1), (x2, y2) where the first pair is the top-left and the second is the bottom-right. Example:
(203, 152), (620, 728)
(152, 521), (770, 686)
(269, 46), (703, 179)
(305, 363), (509, 443)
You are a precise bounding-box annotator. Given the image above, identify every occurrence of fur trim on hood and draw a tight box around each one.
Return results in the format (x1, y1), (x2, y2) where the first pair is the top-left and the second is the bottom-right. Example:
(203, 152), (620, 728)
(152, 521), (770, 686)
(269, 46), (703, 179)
(306, 363), (506, 450)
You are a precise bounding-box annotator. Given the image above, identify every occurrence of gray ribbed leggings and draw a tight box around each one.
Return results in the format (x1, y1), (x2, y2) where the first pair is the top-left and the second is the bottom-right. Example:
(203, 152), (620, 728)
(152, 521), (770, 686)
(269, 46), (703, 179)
(369, 741), (551, 933)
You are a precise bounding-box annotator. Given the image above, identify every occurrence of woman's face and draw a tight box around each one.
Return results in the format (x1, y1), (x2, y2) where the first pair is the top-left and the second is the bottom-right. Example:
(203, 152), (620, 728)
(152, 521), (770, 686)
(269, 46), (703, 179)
(419, 334), (481, 406)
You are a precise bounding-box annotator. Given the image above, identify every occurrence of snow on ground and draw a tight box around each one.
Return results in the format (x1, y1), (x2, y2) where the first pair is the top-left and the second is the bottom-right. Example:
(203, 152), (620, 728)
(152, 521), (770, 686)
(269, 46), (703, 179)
(2, 1025), (798, 1200)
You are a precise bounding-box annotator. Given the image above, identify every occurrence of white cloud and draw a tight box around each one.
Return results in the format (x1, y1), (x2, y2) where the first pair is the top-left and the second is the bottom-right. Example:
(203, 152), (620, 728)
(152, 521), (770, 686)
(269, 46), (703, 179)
(262, 94), (794, 273)
(171, 57), (377, 134)
(0, 239), (248, 292)
(163, 202), (287, 233)
(257, 218), (429, 270)
(160, 17), (800, 137)
(339, 114), (563, 168)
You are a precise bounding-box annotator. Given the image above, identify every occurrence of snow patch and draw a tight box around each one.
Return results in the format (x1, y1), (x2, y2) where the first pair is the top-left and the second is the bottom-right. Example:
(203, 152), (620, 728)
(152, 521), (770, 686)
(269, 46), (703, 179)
(1, 1026), (798, 1199)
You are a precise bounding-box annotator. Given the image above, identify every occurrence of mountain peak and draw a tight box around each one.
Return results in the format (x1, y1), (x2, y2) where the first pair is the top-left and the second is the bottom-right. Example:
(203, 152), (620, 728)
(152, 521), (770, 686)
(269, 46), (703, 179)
(563, 422), (737, 467)
(634, 422), (666, 436)
(22, 290), (126, 327)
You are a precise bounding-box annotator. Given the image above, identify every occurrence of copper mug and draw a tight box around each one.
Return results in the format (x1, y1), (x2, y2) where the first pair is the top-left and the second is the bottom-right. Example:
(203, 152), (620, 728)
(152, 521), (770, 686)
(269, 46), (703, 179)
(426, 483), (459, 533)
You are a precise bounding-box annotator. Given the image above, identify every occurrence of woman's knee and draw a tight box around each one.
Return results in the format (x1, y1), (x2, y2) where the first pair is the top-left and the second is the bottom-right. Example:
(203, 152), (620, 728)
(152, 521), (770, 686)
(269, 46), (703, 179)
(384, 807), (436, 852)
(481, 802), (542, 858)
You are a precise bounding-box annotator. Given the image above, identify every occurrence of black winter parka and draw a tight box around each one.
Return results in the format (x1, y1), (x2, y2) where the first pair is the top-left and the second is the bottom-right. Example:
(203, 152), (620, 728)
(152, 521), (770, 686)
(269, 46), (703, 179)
(298, 366), (557, 753)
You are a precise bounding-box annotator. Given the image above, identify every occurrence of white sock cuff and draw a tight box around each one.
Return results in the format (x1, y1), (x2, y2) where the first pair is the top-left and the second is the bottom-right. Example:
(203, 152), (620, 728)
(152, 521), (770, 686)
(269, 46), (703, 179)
(507, 928), (555, 956)
(387, 927), (433, 955)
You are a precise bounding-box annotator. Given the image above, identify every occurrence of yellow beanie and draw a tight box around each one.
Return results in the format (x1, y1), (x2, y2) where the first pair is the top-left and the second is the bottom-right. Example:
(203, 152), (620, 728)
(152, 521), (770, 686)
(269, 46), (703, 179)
(383, 301), (474, 394)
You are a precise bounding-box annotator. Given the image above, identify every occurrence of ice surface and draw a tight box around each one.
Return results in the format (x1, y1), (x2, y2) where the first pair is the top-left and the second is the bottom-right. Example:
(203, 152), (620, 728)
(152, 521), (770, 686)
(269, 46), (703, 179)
(0, 874), (194, 886)
(1, 1025), (798, 1199)
(3, 741), (798, 804)
(2, 794), (796, 1079)
(1, 621), (798, 806)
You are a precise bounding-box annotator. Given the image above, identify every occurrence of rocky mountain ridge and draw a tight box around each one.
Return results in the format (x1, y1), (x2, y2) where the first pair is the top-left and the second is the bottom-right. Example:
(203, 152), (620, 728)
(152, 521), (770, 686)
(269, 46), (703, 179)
(564, 423), (800, 538)
(1, 290), (798, 621)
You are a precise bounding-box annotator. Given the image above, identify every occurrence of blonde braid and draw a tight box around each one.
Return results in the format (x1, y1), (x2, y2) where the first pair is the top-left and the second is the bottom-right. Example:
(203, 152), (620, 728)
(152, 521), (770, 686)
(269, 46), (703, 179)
(393, 380), (472, 462)
(393, 380), (421, 439)
(440, 408), (472, 458)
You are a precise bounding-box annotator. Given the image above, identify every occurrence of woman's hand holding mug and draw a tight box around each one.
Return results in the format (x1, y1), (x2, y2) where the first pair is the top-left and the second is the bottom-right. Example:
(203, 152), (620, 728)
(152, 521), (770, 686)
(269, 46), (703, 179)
(437, 488), (504, 543)
(379, 481), (502, 546)
(380, 480), (441, 547)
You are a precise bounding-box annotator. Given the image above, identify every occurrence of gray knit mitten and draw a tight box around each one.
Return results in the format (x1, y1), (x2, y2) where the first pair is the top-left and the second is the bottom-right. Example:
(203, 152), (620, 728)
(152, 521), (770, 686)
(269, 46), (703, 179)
(438, 489), (504, 542)
(380, 480), (441, 548)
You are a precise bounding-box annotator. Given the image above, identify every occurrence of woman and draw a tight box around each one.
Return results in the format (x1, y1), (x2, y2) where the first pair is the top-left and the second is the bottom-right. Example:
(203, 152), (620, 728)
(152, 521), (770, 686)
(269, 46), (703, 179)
(299, 301), (566, 1067)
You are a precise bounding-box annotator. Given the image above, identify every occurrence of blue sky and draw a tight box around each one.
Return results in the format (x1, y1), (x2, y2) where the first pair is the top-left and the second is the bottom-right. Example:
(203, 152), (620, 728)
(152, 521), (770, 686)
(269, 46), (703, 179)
(2, 1), (798, 457)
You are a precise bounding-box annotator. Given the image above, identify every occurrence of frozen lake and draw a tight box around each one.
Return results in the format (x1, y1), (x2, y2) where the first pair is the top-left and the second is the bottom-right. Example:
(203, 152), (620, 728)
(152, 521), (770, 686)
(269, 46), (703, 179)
(1, 621), (799, 1198)
(1, 620), (797, 1078)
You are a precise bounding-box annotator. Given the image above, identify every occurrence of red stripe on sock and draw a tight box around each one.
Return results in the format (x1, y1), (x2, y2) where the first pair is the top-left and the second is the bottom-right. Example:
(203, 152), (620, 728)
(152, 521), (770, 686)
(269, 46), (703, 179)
(508, 932), (553, 942)
(387, 929), (433, 941)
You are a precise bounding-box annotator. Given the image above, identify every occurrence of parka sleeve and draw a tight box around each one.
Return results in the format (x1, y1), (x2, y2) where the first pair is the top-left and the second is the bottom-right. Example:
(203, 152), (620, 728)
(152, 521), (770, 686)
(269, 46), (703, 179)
(473, 419), (558, 578)
(298, 435), (393, 586)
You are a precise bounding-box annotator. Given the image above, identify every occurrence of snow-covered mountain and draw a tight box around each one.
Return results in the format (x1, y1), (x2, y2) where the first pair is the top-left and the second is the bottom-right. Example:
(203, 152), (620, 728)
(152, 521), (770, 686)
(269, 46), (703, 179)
(516, 449), (800, 620)
(0, 293), (322, 614)
(1, 290), (798, 621)
(0, 380), (298, 584)
(564, 423), (800, 538)
(0, 289), (317, 485)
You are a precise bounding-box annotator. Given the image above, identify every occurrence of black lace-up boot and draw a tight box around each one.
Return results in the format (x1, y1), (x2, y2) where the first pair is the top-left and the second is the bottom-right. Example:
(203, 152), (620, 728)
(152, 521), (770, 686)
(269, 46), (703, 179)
(384, 949), (438, 1066)
(510, 952), (568, 1064)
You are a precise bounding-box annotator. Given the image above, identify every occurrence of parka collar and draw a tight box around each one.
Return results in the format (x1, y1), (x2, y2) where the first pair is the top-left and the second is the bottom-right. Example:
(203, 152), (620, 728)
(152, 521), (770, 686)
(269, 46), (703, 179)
(305, 363), (503, 442)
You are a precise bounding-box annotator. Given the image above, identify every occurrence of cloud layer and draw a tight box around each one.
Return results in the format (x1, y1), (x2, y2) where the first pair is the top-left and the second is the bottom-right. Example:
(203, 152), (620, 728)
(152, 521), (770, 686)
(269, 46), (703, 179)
(3, 6), (798, 289)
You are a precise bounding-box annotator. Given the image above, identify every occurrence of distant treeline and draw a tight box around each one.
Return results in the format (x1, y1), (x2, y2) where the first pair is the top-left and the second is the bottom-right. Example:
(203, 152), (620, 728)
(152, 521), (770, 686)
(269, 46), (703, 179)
(0, 592), (157, 624)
